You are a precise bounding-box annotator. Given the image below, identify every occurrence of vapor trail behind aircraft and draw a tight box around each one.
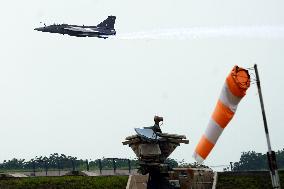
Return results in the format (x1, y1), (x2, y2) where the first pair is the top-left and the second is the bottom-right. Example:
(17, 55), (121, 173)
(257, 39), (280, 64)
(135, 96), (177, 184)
(115, 25), (284, 40)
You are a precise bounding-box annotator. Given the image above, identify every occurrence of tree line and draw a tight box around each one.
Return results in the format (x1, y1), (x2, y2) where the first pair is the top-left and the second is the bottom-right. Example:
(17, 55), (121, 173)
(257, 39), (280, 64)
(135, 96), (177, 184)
(0, 153), (139, 171)
(232, 148), (284, 171)
(0, 153), (179, 171)
(1, 149), (283, 172)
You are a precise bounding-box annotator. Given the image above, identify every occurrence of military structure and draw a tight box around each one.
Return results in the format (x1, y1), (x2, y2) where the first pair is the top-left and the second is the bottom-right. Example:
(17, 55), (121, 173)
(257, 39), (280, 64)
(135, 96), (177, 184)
(34, 16), (116, 39)
(123, 116), (214, 189)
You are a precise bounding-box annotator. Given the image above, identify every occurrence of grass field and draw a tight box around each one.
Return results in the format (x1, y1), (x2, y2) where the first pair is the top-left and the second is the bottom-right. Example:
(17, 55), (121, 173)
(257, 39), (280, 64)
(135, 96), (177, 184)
(0, 176), (128, 189)
(1, 170), (283, 189)
(217, 170), (284, 189)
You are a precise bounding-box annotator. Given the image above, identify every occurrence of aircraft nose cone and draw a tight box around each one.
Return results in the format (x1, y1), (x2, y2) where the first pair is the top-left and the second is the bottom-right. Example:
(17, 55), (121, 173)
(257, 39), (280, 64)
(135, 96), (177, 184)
(34, 27), (44, 31)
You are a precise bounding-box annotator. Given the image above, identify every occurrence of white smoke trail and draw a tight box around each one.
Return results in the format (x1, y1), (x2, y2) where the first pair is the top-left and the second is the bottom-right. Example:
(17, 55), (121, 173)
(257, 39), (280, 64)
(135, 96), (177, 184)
(114, 25), (284, 40)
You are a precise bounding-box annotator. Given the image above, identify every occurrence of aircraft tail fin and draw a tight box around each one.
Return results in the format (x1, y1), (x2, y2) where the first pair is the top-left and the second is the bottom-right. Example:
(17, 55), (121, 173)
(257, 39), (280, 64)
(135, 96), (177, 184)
(97, 16), (116, 29)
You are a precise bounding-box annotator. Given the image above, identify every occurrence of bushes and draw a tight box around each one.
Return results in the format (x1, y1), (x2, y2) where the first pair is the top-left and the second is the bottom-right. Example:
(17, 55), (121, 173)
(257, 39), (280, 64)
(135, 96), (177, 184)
(0, 176), (128, 189)
(216, 170), (284, 189)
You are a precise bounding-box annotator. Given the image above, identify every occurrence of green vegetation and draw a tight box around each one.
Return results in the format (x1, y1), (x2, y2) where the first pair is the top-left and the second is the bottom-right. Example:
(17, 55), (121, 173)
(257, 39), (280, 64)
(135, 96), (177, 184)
(0, 176), (128, 189)
(0, 153), (140, 172)
(232, 149), (284, 171)
(0, 153), (179, 172)
(219, 149), (284, 188)
(216, 170), (284, 189)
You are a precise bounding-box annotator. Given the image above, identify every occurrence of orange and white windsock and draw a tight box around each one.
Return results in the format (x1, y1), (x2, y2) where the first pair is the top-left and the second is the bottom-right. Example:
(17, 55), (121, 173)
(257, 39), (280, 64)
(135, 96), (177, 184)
(193, 66), (250, 163)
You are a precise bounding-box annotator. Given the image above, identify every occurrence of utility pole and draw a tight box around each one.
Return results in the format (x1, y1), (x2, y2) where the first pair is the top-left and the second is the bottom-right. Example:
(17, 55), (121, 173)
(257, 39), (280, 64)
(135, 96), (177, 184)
(32, 161), (36, 176)
(44, 161), (48, 176)
(86, 159), (89, 171)
(254, 64), (281, 189)
(112, 158), (117, 174)
(98, 159), (102, 174)
(71, 160), (75, 172)
(230, 162), (233, 171)
(128, 159), (131, 174)
(57, 160), (61, 176)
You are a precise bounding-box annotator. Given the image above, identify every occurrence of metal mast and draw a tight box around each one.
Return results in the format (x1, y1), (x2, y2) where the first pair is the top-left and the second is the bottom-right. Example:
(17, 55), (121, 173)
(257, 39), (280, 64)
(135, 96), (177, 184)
(254, 64), (281, 189)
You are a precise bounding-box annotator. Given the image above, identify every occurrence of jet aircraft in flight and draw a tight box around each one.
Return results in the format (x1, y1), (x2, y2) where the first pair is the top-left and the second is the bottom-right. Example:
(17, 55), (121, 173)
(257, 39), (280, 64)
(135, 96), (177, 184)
(34, 16), (116, 39)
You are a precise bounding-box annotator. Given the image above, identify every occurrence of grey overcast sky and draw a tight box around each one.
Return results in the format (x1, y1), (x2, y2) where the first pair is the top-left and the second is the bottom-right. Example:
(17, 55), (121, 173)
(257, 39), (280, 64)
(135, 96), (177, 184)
(0, 0), (284, 168)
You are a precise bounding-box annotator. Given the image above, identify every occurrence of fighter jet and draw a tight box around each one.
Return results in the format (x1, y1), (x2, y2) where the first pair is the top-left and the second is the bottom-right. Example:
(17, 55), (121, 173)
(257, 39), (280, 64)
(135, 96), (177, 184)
(34, 16), (116, 39)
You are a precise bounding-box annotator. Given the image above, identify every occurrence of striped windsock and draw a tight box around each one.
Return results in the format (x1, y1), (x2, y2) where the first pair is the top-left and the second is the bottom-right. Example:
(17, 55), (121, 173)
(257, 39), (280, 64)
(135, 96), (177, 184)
(193, 66), (250, 163)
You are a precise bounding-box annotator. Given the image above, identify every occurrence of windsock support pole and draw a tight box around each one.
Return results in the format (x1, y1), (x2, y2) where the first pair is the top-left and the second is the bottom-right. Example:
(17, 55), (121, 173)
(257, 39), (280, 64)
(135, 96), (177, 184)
(254, 64), (281, 189)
